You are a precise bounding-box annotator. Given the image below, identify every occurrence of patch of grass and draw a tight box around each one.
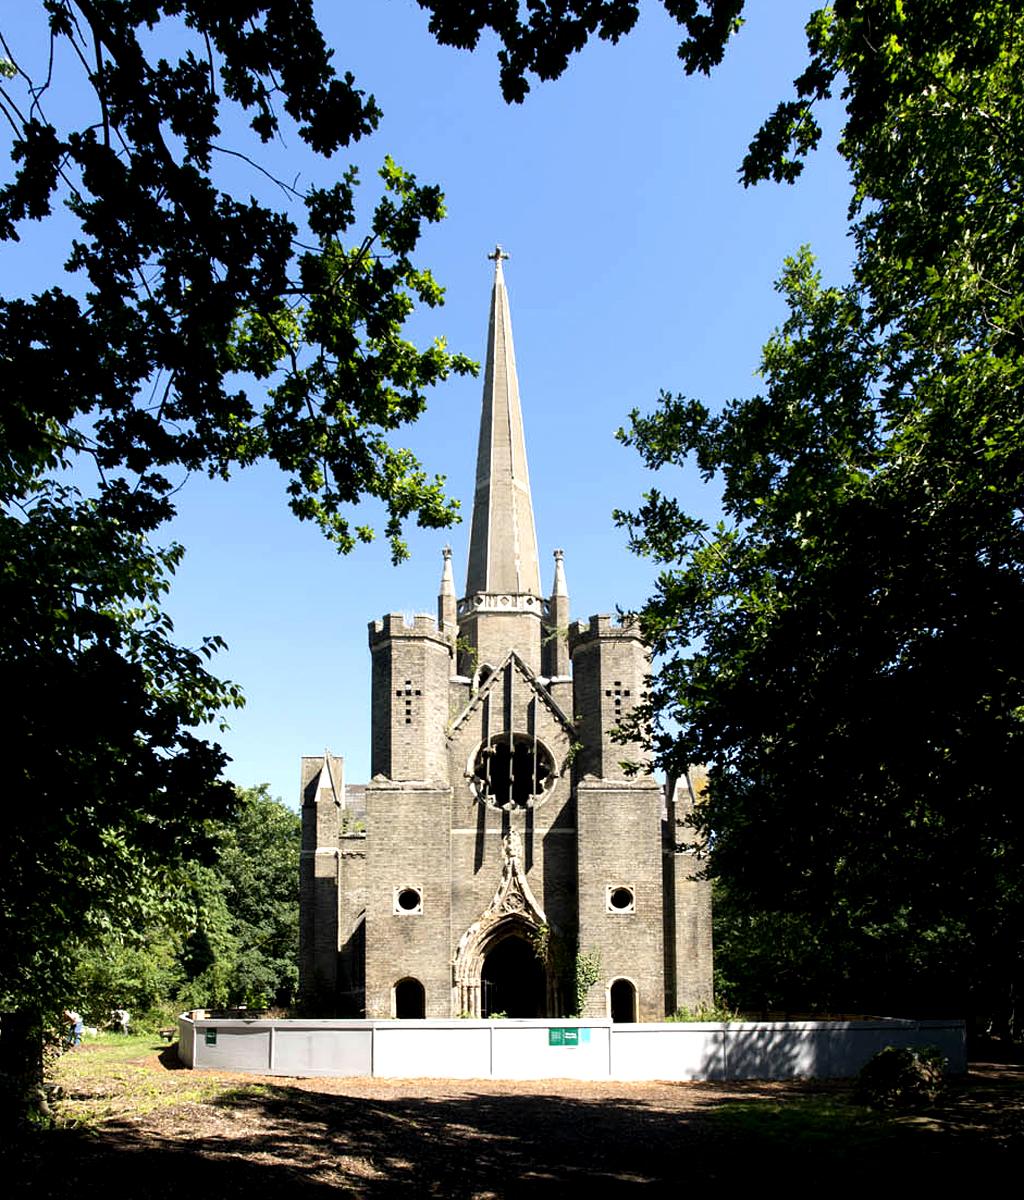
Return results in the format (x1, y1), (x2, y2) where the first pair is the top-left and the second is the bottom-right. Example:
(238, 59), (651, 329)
(70, 1032), (165, 1061)
(706, 1093), (937, 1167)
(50, 1036), (235, 1129)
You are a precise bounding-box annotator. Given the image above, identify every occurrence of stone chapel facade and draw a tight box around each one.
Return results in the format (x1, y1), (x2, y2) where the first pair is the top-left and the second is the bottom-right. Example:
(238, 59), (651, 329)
(299, 252), (712, 1021)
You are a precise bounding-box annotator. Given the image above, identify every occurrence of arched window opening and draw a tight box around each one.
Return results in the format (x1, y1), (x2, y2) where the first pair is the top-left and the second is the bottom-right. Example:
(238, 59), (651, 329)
(394, 977), (425, 1019)
(609, 978), (637, 1023)
(473, 734), (555, 808)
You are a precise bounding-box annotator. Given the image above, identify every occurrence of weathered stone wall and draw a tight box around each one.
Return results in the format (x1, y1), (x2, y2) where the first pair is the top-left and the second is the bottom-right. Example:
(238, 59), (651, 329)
(665, 770), (714, 1010)
(459, 606), (542, 675)
(569, 615), (650, 781)
(298, 754), (342, 1013)
(369, 614), (452, 784)
(337, 833), (367, 1016)
(446, 658), (578, 1014)
(363, 782), (453, 1018)
(576, 779), (666, 1021)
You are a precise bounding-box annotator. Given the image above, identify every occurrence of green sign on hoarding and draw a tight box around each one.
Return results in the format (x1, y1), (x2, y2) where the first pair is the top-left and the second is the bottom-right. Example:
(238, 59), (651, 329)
(549, 1027), (579, 1047)
(205, 1028), (217, 1045)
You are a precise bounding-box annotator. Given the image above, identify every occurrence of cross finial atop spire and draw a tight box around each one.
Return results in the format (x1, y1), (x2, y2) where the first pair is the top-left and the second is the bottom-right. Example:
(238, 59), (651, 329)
(488, 244), (509, 268)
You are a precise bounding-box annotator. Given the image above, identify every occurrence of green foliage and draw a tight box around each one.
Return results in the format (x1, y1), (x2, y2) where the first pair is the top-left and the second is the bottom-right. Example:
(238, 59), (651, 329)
(341, 810), (366, 835)
(417, 2), (745, 103)
(1, 1), (474, 560)
(666, 1000), (738, 1022)
(169, 785), (301, 1010)
(0, 484), (240, 1020)
(0, 1), (472, 1040)
(195, 785), (301, 1009)
(532, 923), (592, 1017)
(855, 1046), (946, 1111)
(613, 2), (1024, 1033)
(573, 949), (601, 1017)
(72, 930), (183, 1028)
(69, 786), (300, 1019)
(530, 922), (552, 966)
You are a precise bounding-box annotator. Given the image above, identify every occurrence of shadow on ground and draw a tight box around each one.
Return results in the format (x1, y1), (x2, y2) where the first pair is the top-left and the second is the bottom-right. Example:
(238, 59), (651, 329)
(8, 1065), (1023, 1197)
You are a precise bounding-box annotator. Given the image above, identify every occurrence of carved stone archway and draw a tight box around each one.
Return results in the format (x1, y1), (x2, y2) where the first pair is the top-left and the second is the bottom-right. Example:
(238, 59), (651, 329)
(453, 832), (557, 1017)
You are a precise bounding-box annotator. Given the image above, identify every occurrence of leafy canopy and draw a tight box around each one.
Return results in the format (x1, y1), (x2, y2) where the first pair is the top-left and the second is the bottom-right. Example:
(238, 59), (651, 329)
(71, 786), (301, 1022)
(0, 1), (473, 1022)
(615, 1), (1024, 1023)
(417, 1), (744, 103)
(1, 0), (475, 556)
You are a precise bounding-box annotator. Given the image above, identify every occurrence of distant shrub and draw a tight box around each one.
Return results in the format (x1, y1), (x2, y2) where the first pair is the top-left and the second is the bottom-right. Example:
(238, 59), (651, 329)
(855, 1045), (946, 1110)
(666, 1001), (739, 1022)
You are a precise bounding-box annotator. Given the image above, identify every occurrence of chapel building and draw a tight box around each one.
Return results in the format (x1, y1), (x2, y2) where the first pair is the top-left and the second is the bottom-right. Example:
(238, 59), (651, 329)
(299, 251), (712, 1021)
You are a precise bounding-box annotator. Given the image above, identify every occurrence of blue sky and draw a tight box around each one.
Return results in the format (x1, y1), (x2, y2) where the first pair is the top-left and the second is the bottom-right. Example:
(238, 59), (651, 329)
(2, 2), (855, 804)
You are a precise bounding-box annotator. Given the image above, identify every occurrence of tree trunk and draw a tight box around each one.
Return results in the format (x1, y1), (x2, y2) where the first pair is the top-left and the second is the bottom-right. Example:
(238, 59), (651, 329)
(0, 1009), (48, 1127)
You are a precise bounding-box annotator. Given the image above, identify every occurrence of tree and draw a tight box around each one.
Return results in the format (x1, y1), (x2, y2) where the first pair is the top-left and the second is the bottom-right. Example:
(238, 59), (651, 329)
(2, 1), (474, 559)
(0, 0), (472, 1098)
(70, 786), (300, 1022)
(179, 785), (301, 1011)
(416, 2), (744, 103)
(613, 3), (1024, 1030)
(0, 487), (239, 1008)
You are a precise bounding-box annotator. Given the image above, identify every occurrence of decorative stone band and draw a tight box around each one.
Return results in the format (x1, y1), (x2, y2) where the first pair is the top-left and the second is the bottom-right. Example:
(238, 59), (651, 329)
(457, 592), (548, 617)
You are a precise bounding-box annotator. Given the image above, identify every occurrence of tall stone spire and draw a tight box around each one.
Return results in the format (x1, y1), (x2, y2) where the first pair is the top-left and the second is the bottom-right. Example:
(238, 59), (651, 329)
(465, 247), (542, 599)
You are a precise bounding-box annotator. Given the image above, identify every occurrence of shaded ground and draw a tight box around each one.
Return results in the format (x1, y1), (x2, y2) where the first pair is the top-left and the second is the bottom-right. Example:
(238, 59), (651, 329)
(7, 1040), (1023, 1196)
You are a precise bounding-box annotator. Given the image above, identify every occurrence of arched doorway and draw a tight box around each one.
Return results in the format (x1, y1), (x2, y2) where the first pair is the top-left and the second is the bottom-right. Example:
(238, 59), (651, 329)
(394, 977), (425, 1018)
(609, 978), (637, 1023)
(481, 935), (546, 1017)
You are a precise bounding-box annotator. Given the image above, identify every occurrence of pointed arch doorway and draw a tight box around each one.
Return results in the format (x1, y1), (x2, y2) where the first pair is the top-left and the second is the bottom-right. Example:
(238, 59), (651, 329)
(481, 932), (546, 1017)
(454, 914), (553, 1017)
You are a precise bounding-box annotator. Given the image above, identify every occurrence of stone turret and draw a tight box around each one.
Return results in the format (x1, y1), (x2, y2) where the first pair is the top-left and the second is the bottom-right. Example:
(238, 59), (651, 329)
(569, 614), (650, 781)
(368, 614), (451, 783)
(438, 546), (457, 636)
(544, 548), (572, 710)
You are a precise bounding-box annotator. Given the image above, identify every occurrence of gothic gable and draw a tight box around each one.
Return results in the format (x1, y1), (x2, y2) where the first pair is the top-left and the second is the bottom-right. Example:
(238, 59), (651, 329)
(449, 649), (574, 737)
(447, 650), (575, 810)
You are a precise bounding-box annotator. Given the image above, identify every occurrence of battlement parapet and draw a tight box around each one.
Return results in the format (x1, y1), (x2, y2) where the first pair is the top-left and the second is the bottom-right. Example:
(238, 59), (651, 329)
(568, 613), (644, 650)
(368, 611), (448, 647)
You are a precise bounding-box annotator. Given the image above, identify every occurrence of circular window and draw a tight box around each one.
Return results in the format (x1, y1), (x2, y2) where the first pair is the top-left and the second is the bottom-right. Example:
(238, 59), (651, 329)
(608, 887), (634, 912)
(396, 887), (421, 913)
(472, 734), (556, 809)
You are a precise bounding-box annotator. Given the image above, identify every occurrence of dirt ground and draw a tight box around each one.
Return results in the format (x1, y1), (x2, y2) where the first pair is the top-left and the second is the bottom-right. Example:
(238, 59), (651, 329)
(7, 1044), (1024, 1197)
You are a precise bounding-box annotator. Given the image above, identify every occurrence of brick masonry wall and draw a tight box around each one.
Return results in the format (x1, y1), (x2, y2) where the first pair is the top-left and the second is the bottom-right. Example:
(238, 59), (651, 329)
(461, 609), (542, 675)
(364, 782), (453, 1018)
(576, 779), (666, 1021)
(298, 755), (341, 1013)
(337, 834), (368, 1016)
